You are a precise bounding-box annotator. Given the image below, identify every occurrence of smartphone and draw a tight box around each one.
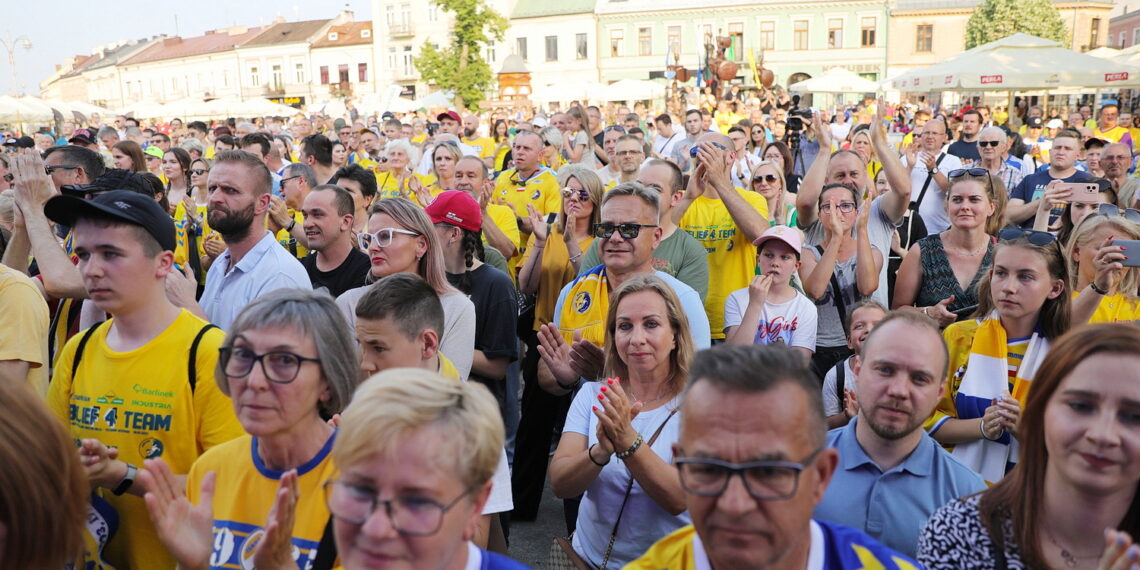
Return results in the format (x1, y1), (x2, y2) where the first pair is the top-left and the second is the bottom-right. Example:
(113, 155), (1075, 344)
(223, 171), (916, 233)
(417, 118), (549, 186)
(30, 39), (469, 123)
(1111, 239), (1140, 267)
(1059, 182), (1101, 204)
(952, 304), (978, 317)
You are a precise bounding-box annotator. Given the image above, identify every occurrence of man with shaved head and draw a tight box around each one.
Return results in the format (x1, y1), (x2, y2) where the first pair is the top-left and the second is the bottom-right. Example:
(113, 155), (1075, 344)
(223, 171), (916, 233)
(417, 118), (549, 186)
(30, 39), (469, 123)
(462, 114), (496, 169)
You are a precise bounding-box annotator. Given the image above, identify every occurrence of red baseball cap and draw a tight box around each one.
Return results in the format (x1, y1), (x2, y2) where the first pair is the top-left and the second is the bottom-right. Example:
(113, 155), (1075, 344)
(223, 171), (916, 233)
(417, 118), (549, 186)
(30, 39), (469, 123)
(436, 110), (461, 123)
(425, 190), (482, 232)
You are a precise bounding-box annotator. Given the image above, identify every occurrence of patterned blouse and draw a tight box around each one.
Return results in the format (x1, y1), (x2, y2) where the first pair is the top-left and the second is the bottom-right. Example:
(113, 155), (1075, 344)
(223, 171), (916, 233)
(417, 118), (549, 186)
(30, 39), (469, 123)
(914, 233), (995, 314)
(917, 495), (1025, 569)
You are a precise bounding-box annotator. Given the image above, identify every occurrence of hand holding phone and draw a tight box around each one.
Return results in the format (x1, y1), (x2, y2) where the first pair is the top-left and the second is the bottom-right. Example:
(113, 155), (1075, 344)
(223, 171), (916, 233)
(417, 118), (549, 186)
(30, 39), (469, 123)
(1110, 238), (1140, 267)
(1058, 182), (1101, 204)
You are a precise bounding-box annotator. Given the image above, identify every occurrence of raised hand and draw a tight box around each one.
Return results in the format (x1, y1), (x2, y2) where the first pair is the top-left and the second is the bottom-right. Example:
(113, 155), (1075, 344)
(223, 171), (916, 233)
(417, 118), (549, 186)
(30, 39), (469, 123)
(527, 203), (549, 244)
(536, 323), (579, 388)
(140, 458), (214, 570)
(252, 470), (300, 570)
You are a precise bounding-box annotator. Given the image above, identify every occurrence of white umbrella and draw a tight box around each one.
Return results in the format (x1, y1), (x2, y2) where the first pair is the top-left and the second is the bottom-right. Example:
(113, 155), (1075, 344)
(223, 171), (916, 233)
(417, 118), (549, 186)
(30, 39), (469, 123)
(414, 90), (454, 109)
(386, 97), (419, 113)
(890, 33), (1140, 91)
(530, 82), (597, 104)
(123, 100), (171, 120)
(0, 95), (51, 122)
(788, 67), (880, 94)
(591, 79), (666, 101)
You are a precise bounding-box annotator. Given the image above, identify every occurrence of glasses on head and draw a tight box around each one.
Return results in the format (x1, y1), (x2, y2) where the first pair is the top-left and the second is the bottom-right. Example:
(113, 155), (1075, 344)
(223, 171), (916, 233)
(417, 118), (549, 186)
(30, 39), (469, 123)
(977, 140), (1001, 148)
(218, 346), (320, 383)
(675, 447), (825, 501)
(190, 168), (209, 176)
(752, 174), (780, 185)
(542, 140), (553, 147)
(2, 173), (12, 183)
(562, 187), (589, 202)
(45, 165), (80, 175)
(357, 227), (421, 250)
(324, 479), (470, 536)
(1097, 203), (1140, 224)
(604, 125), (627, 134)
(998, 227), (1058, 246)
(592, 222), (657, 239)
(818, 201), (857, 214)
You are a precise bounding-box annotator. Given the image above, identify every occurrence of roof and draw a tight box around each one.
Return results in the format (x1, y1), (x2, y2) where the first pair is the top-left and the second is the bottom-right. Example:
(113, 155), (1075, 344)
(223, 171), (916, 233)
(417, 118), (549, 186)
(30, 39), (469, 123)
(512, 0), (597, 19)
(499, 54), (529, 73)
(243, 19), (331, 47)
(894, 0), (1109, 9)
(311, 21), (373, 48)
(120, 26), (265, 66)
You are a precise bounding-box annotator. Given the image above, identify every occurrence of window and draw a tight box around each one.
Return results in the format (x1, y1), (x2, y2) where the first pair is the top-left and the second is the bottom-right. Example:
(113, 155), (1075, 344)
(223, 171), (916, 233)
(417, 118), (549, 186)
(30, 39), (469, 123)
(250, 66), (260, 86)
(295, 63), (304, 84)
(1133, 28), (1140, 46)
(861, 17), (876, 47)
(358, 63), (368, 82)
(517, 37), (528, 61)
(760, 21), (775, 50)
(223, 71), (229, 88)
(728, 23), (743, 60)
(402, 46), (414, 77)
(638, 27), (652, 56)
(388, 47), (397, 71)
(319, 65), (329, 85)
(610, 29), (625, 57)
(338, 64), (349, 84)
(545, 35), (558, 61)
(1091, 18), (1101, 48)
(428, 4), (439, 21)
(385, 5), (394, 26)
(794, 21), (809, 50)
(667, 26), (682, 56)
(1124, 31), (1130, 48)
(362, 29), (371, 38)
(576, 33), (588, 59)
(400, 3), (411, 25)
(828, 19), (843, 48)
(916, 24), (933, 52)
(271, 64), (282, 90)
(328, 32), (339, 41)
(486, 43), (497, 63)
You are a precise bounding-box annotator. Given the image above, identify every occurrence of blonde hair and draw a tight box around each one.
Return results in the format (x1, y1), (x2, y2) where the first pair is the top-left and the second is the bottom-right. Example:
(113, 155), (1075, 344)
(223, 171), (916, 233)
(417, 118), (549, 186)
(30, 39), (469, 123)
(603, 274), (695, 398)
(368, 197), (459, 296)
(1064, 213), (1140, 300)
(334, 368), (503, 489)
(555, 164), (604, 234)
(750, 160), (787, 224)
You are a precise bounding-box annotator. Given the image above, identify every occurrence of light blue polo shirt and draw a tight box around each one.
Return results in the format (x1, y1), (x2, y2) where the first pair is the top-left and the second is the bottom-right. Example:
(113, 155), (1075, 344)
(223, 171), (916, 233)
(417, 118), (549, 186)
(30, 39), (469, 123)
(814, 417), (986, 557)
(201, 230), (312, 330)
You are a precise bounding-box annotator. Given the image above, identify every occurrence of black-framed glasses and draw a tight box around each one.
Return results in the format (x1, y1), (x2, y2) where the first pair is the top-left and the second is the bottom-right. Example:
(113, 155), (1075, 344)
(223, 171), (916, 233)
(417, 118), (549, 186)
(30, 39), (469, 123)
(675, 446), (825, 501)
(190, 168), (209, 176)
(752, 174), (780, 184)
(324, 479), (471, 536)
(542, 140), (553, 147)
(977, 140), (1001, 148)
(2, 173), (12, 183)
(998, 227), (1057, 246)
(819, 201), (857, 214)
(357, 227), (421, 250)
(218, 346), (321, 384)
(280, 175), (302, 185)
(1098, 203), (1140, 224)
(592, 222), (657, 239)
(562, 187), (589, 202)
(45, 165), (80, 175)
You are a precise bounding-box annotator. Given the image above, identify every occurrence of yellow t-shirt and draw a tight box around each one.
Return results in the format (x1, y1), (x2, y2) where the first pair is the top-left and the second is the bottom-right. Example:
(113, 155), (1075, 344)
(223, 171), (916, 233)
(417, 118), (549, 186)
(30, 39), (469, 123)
(48, 310), (245, 570)
(486, 203), (522, 252)
(1095, 125), (1130, 144)
(375, 171), (428, 202)
(679, 190), (770, 339)
(494, 142), (511, 172)
(439, 353), (460, 382)
(173, 201), (213, 282)
(493, 166), (561, 270)
(1079, 291), (1140, 324)
(463, 136), (495, 160)
(0, 264), (49, 395)
(187, 433), (338, 570)
(520, 229), (595, 331)
(273, 209), (308, 260)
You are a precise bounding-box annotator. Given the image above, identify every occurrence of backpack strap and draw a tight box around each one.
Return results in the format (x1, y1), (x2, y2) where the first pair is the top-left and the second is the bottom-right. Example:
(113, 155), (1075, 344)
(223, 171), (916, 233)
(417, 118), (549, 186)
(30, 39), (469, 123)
(187, 324), (219, 393)
(835, 358), (847, 406)
(70, 320), (107, 378)
(310, 517), (338, 570)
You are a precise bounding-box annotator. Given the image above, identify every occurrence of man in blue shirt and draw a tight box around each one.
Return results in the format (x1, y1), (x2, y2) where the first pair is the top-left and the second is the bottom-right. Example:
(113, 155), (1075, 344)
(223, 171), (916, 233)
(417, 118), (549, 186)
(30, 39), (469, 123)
(814, 311), (985, 557)
(1006, 129), (1096, 229)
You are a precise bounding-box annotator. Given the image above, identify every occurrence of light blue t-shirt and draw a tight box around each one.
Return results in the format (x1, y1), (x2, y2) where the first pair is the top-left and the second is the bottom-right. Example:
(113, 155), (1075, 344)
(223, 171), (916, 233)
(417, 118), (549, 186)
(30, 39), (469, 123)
(201, 230), (312, 330)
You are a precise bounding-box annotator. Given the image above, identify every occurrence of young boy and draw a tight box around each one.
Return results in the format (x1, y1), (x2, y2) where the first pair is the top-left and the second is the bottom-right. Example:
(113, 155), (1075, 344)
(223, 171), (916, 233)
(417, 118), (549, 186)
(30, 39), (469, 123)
(822, 298), (888, 428)
(723, 225), (817, 362)
(43, 190), (243, 569)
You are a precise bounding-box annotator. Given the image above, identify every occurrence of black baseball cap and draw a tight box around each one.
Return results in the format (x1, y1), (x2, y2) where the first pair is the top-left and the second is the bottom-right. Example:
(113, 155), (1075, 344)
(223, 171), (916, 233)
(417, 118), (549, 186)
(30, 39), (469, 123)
(2, 136), (34, 149)
(44, 190), (176, 252)
(1025, 116), (1043, 129)
(68, 128), (97, 145)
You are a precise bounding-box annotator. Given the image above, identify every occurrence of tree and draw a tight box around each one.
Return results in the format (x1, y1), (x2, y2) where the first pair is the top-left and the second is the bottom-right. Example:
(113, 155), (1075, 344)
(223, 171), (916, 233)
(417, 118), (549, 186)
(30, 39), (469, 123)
(413, 0), (507, 112)
(964, 0), (1069, 49)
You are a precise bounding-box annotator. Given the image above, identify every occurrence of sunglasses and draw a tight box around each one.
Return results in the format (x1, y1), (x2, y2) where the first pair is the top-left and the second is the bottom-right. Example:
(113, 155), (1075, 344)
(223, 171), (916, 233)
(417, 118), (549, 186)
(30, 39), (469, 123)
(1098, 203), (1140, 224)
(45, 165), (80, 175)
(542, 140), (553, 147)
(280, 175), (302, 185)
(977, 140), (1001, 148)
(998, 227), (1057, 246)
(190, 168), (209, 176)
(591, 222), (657, 239)
(752, 174), (780, 184)
(561, 187), (589, 201)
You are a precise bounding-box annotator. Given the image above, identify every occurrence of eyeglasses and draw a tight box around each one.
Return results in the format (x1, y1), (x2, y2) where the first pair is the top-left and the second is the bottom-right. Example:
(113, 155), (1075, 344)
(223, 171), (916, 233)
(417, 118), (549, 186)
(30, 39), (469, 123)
(45, 165), (80, 175)
(674, 446), (825, 501)
(280, 175), (302, 185)
(998, 227), (1058, 246)
(977, 140), (1001, 148)
(818, 201), (857, 214)
(1098, 203), (1140, 224)
(324, 479), (471, 536)
(1102, 153), (1131, 162)
(190, 168), (209, 176)
(562, 187), (589, 202)
(752, 174), (780, 184)
(615, 150), (643, 157)
(542, 140), (553, 147)
(591, 222), (657, 239)
(218, 346), (321, 383)
(2, 173), (12, 183)
(357, 227), (421, 249)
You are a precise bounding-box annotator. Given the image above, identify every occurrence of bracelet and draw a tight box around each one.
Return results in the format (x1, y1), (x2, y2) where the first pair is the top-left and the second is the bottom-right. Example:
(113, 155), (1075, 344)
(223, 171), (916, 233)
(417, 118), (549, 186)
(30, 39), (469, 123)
(922, 306), (931, 317)
(616, 433), (644, 460)
(588, 443), (611, 466)
(1090, 281), (1109, 295)
(286, 219), (296, 232)
(979, 418), (1002, 441)
(555, 377), (579, 391)
(569, 252), (582, 262)
(113, 463), (138, 496)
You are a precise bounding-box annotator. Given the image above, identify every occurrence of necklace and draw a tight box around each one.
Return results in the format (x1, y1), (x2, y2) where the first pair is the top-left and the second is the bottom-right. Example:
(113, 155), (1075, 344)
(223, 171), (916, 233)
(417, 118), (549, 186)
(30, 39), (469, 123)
(947, 237), (990, 257)
(1047, 533), (1103, 568)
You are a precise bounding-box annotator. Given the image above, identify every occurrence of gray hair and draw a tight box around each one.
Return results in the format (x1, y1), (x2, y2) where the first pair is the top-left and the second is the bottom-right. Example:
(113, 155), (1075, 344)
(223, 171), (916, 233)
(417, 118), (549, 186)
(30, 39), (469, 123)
(601, 180), (660, 217)
(179, 137), (206, 155)
(236, 121), (256, 132)
(283, 162), (317, 188)
(218, 288), (359, 418)
(540, 126), (563, 150)
(96, 126), (119, 140)
(978, 126), (1006, 144)
(384, 138), (420, 167)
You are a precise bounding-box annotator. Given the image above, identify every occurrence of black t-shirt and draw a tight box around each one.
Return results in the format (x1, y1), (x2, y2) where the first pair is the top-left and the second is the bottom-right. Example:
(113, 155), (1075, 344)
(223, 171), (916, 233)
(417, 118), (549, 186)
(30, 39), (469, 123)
(301, 248), (371, 298)
(446, 264), (518, 407)
(947, 139), (980, 165)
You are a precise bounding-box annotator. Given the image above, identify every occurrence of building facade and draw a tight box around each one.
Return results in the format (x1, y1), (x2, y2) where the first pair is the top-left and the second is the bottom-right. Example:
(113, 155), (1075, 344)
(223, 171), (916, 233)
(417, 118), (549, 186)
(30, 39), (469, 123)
(1110, 6), (1140, 48)
(506, 0), (600, 100)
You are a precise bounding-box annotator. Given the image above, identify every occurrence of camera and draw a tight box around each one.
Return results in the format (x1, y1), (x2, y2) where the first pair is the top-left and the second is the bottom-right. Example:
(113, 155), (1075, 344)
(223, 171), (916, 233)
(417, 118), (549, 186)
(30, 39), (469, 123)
(786, 108), (812, 132)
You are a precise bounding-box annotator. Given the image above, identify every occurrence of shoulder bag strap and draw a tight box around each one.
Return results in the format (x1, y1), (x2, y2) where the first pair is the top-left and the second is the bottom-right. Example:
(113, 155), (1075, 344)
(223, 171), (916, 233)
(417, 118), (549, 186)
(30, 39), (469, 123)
(599, 408), (679, 569)
(310, 517), (338, 570)
(910, 152), (946, 212)
(187, 324), (219, 393)
(70, 320), (107, 378)
(836, 359), (846, 406)
(815, 244), (850, 324)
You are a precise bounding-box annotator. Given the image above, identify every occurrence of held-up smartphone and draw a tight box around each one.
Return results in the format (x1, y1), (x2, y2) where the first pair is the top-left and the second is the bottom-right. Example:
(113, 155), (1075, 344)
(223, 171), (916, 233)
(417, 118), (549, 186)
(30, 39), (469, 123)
(1111, 239), (1140, 267)
(1059, 182), (1101, 204)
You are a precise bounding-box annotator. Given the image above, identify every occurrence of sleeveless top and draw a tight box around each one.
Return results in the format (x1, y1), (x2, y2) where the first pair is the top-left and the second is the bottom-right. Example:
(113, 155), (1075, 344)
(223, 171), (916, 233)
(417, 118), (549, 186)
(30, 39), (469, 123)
(915, 234), (994, 313)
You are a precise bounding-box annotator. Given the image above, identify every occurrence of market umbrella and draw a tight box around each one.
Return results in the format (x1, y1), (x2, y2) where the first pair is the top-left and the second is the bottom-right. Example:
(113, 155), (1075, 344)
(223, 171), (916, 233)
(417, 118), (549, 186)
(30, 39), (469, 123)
(890, 33), (1140, 91)
(788, 67), (880, 94)
(414, 90), (454, 109)
(0, 95), (52, 121)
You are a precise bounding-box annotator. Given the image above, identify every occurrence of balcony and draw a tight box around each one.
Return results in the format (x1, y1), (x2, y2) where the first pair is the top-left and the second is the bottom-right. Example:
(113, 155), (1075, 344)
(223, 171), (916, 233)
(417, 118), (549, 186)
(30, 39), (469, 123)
(389, 23), (415, 38)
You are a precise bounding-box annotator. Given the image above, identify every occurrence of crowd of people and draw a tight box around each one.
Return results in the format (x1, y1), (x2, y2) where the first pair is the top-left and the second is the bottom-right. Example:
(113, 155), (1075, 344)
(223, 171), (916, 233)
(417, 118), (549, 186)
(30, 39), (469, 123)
(1, 92), (1140, 569)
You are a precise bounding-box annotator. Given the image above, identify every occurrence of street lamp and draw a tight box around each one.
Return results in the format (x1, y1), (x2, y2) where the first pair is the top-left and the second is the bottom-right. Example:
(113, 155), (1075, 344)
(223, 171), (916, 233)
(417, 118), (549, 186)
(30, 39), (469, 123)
(0, 34), (33, 95)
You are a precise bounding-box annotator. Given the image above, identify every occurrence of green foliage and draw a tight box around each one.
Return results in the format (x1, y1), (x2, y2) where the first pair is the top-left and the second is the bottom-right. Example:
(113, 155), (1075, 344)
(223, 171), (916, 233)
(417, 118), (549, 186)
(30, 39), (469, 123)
(965, 0), (1069, 49)
(412, 0), (508, 112)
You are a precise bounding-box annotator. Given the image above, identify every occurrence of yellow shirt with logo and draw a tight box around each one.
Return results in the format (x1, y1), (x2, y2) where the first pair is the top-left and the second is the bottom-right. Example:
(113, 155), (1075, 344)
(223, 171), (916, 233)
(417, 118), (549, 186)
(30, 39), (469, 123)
(494, 166), (561, 269)
(555, 264), (610, 347)
(47, 310), (244, 570)
(1095, 125), (1131, 144)
(1078, 291), (1140, 324)
(187, 433), (337, 570)
(463, 136), (496, 160)
(679, 190), (770, 339)
(273, 209), (308, 260)
(0, 264), (49, 395)
(375, 171), (428, 201)
(173, 201), (214, 283)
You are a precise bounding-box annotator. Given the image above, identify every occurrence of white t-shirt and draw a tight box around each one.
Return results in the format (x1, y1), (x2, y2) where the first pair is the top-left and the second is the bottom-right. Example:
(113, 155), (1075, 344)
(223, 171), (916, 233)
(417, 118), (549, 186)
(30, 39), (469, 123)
(731, 153), (762, 190)
(723, 288), (817, 352)
(830, 122), (853, 142)
(821, 356), (857, 416)
(900, 151), (963, 233)
(653, 131), (681, 158)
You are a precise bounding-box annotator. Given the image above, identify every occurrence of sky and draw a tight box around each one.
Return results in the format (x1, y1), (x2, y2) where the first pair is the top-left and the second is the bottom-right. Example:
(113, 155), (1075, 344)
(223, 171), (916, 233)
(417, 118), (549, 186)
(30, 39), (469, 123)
(0, 0), (375, 96)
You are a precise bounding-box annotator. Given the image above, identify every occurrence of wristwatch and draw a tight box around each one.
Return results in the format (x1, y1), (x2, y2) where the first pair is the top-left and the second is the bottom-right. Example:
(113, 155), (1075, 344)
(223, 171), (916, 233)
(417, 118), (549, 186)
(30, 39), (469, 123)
(286, 218), (297, 232)
(112, 463), (138, 496)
